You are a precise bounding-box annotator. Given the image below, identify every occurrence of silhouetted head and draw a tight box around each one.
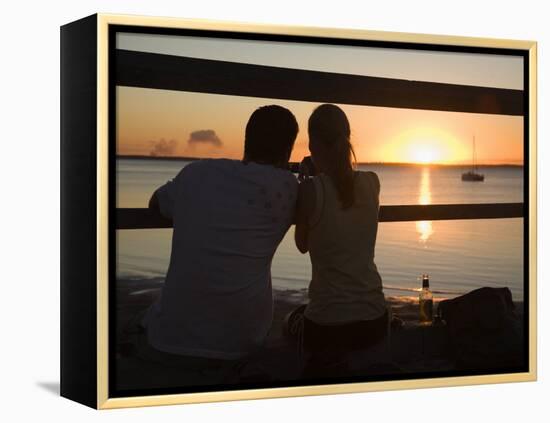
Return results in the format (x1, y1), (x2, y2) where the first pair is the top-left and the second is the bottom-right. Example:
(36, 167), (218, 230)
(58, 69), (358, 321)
(308, 104), (357, 208)
(244, 105), (299, 168)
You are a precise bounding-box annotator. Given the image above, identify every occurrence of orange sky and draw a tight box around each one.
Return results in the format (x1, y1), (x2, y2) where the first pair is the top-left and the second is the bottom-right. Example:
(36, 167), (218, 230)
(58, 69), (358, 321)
(116, 34), (524, 165)
(117, 86), (523, 164)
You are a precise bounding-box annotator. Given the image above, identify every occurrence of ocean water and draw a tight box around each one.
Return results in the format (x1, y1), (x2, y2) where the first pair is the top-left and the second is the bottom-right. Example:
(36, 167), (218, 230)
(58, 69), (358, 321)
(116, 159), (524, 300)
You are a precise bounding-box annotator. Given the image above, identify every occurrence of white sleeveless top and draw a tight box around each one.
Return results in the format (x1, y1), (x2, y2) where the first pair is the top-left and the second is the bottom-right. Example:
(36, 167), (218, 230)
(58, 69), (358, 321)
(304, 171), (386, 324)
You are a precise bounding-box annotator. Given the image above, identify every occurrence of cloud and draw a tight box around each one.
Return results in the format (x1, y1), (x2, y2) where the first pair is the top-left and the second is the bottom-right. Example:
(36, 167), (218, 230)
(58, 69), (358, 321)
(149, 138), (178, 156)
(187, 130), (222, 148)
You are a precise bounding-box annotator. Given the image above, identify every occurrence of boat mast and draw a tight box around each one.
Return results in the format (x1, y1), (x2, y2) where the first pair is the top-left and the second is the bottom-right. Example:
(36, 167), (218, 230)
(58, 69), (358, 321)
(472, 135), (476, 173)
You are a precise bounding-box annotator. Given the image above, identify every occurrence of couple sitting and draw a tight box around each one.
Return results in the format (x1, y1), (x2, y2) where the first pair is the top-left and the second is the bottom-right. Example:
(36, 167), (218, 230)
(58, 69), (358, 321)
(141, 103), (387, 379)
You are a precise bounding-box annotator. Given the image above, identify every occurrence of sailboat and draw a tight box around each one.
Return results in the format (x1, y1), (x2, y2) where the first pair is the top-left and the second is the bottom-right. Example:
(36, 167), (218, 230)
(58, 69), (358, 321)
(462, 136), (485, 182)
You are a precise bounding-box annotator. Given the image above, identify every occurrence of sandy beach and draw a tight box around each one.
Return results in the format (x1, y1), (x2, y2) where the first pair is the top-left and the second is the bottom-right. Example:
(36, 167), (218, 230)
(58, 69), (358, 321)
(114, 278), (525, 394)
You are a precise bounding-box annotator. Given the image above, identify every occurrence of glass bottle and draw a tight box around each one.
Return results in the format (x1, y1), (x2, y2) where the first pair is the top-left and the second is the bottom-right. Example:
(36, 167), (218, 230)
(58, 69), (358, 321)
(419, 274), (433, 324)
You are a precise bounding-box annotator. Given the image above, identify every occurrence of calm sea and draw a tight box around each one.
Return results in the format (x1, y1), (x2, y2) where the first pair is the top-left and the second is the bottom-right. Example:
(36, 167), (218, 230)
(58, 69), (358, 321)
(116, 159), (524, 300)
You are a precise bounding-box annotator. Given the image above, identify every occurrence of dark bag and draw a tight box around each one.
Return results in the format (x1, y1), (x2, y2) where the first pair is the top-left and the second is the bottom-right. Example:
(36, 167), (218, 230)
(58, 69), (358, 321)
(438, 287), (524, 370)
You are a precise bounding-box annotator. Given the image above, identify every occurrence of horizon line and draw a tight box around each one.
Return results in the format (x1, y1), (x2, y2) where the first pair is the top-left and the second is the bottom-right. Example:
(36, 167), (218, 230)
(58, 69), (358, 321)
(116, 154), (524, 167)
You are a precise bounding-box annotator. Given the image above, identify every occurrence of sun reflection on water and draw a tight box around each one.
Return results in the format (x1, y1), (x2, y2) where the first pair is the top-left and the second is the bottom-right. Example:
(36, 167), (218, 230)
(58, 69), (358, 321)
(416, 166), (434, 243)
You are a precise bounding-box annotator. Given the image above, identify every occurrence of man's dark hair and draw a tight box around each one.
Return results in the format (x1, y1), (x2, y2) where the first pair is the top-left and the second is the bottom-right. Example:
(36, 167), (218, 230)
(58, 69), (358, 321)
(244, 105), (298, 166)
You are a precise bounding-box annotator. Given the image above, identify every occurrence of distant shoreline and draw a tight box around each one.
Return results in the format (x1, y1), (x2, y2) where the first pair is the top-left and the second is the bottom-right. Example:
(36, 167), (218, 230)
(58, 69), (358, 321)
(116, 154), (523, 167)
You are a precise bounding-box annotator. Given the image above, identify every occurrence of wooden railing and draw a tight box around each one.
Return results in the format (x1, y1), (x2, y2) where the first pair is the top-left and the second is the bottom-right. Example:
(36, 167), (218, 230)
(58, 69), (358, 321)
(116, 50), (523, 116)
(114, 49), (525, 230)
(116, 203), (523, 230)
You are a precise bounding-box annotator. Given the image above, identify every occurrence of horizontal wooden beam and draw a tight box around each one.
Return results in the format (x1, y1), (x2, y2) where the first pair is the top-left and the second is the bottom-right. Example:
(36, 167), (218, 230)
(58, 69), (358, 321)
(115, 203), (523, 230)
(116, 49), (523, 116)
(117, 208), (173, 230)
(377, 202), (523, 222)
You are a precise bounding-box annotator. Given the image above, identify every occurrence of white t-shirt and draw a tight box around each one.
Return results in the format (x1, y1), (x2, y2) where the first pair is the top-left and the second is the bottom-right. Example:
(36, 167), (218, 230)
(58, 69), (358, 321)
(304, 171), (386, 324)
(142, 159), (298, 359)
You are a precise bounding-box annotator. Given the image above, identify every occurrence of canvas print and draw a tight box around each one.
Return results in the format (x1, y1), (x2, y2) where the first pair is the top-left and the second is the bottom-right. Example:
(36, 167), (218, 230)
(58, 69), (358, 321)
(112, 28), (527, 397)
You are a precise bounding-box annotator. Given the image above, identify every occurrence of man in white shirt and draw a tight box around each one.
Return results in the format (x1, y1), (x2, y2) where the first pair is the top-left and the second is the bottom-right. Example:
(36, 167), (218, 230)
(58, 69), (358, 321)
(141, 105), (299, 375)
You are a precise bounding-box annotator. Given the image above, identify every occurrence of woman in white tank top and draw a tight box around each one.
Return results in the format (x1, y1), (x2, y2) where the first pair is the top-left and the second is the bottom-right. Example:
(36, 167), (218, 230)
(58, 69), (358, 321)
(288, 104), (388, 377)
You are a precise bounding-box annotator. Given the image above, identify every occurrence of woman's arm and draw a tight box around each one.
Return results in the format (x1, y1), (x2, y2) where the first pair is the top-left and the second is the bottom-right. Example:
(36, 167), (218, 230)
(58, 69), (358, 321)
(294, 179), (315, 254)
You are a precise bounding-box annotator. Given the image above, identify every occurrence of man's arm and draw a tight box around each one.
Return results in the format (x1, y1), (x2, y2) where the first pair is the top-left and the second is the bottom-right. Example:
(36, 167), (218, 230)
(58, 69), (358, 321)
(149, 174), (179, 220)
(148, 190), (161, 214)
(149, 164), (194, 220)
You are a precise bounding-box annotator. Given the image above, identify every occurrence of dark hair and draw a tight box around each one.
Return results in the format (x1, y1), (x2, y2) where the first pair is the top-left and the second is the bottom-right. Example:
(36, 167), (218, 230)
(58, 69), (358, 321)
(244, 105), (298, 166)
(308, 104), (357, 209)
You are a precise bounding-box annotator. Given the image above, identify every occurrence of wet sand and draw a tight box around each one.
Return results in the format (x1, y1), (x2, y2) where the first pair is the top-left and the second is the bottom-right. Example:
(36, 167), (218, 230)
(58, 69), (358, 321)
(113, 278), (524, 394)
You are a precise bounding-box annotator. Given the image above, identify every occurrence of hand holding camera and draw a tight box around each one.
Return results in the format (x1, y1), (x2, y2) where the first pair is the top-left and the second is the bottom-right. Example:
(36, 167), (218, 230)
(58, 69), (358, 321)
(298, 156), (317, 182)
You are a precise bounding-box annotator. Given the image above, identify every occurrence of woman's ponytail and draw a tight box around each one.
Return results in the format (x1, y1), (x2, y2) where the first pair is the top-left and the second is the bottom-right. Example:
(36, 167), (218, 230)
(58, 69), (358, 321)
(308, 104), (357, 209)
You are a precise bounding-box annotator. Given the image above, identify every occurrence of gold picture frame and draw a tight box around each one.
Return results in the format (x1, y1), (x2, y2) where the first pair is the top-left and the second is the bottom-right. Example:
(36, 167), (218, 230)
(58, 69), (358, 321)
(60, 13), (537, 409)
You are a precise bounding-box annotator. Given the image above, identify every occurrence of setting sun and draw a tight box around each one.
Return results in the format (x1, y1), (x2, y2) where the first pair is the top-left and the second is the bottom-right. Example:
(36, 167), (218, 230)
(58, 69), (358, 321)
(373, 125), (474, 165)
(411, 145), (442, 164)
(402, 130), (463, 165)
